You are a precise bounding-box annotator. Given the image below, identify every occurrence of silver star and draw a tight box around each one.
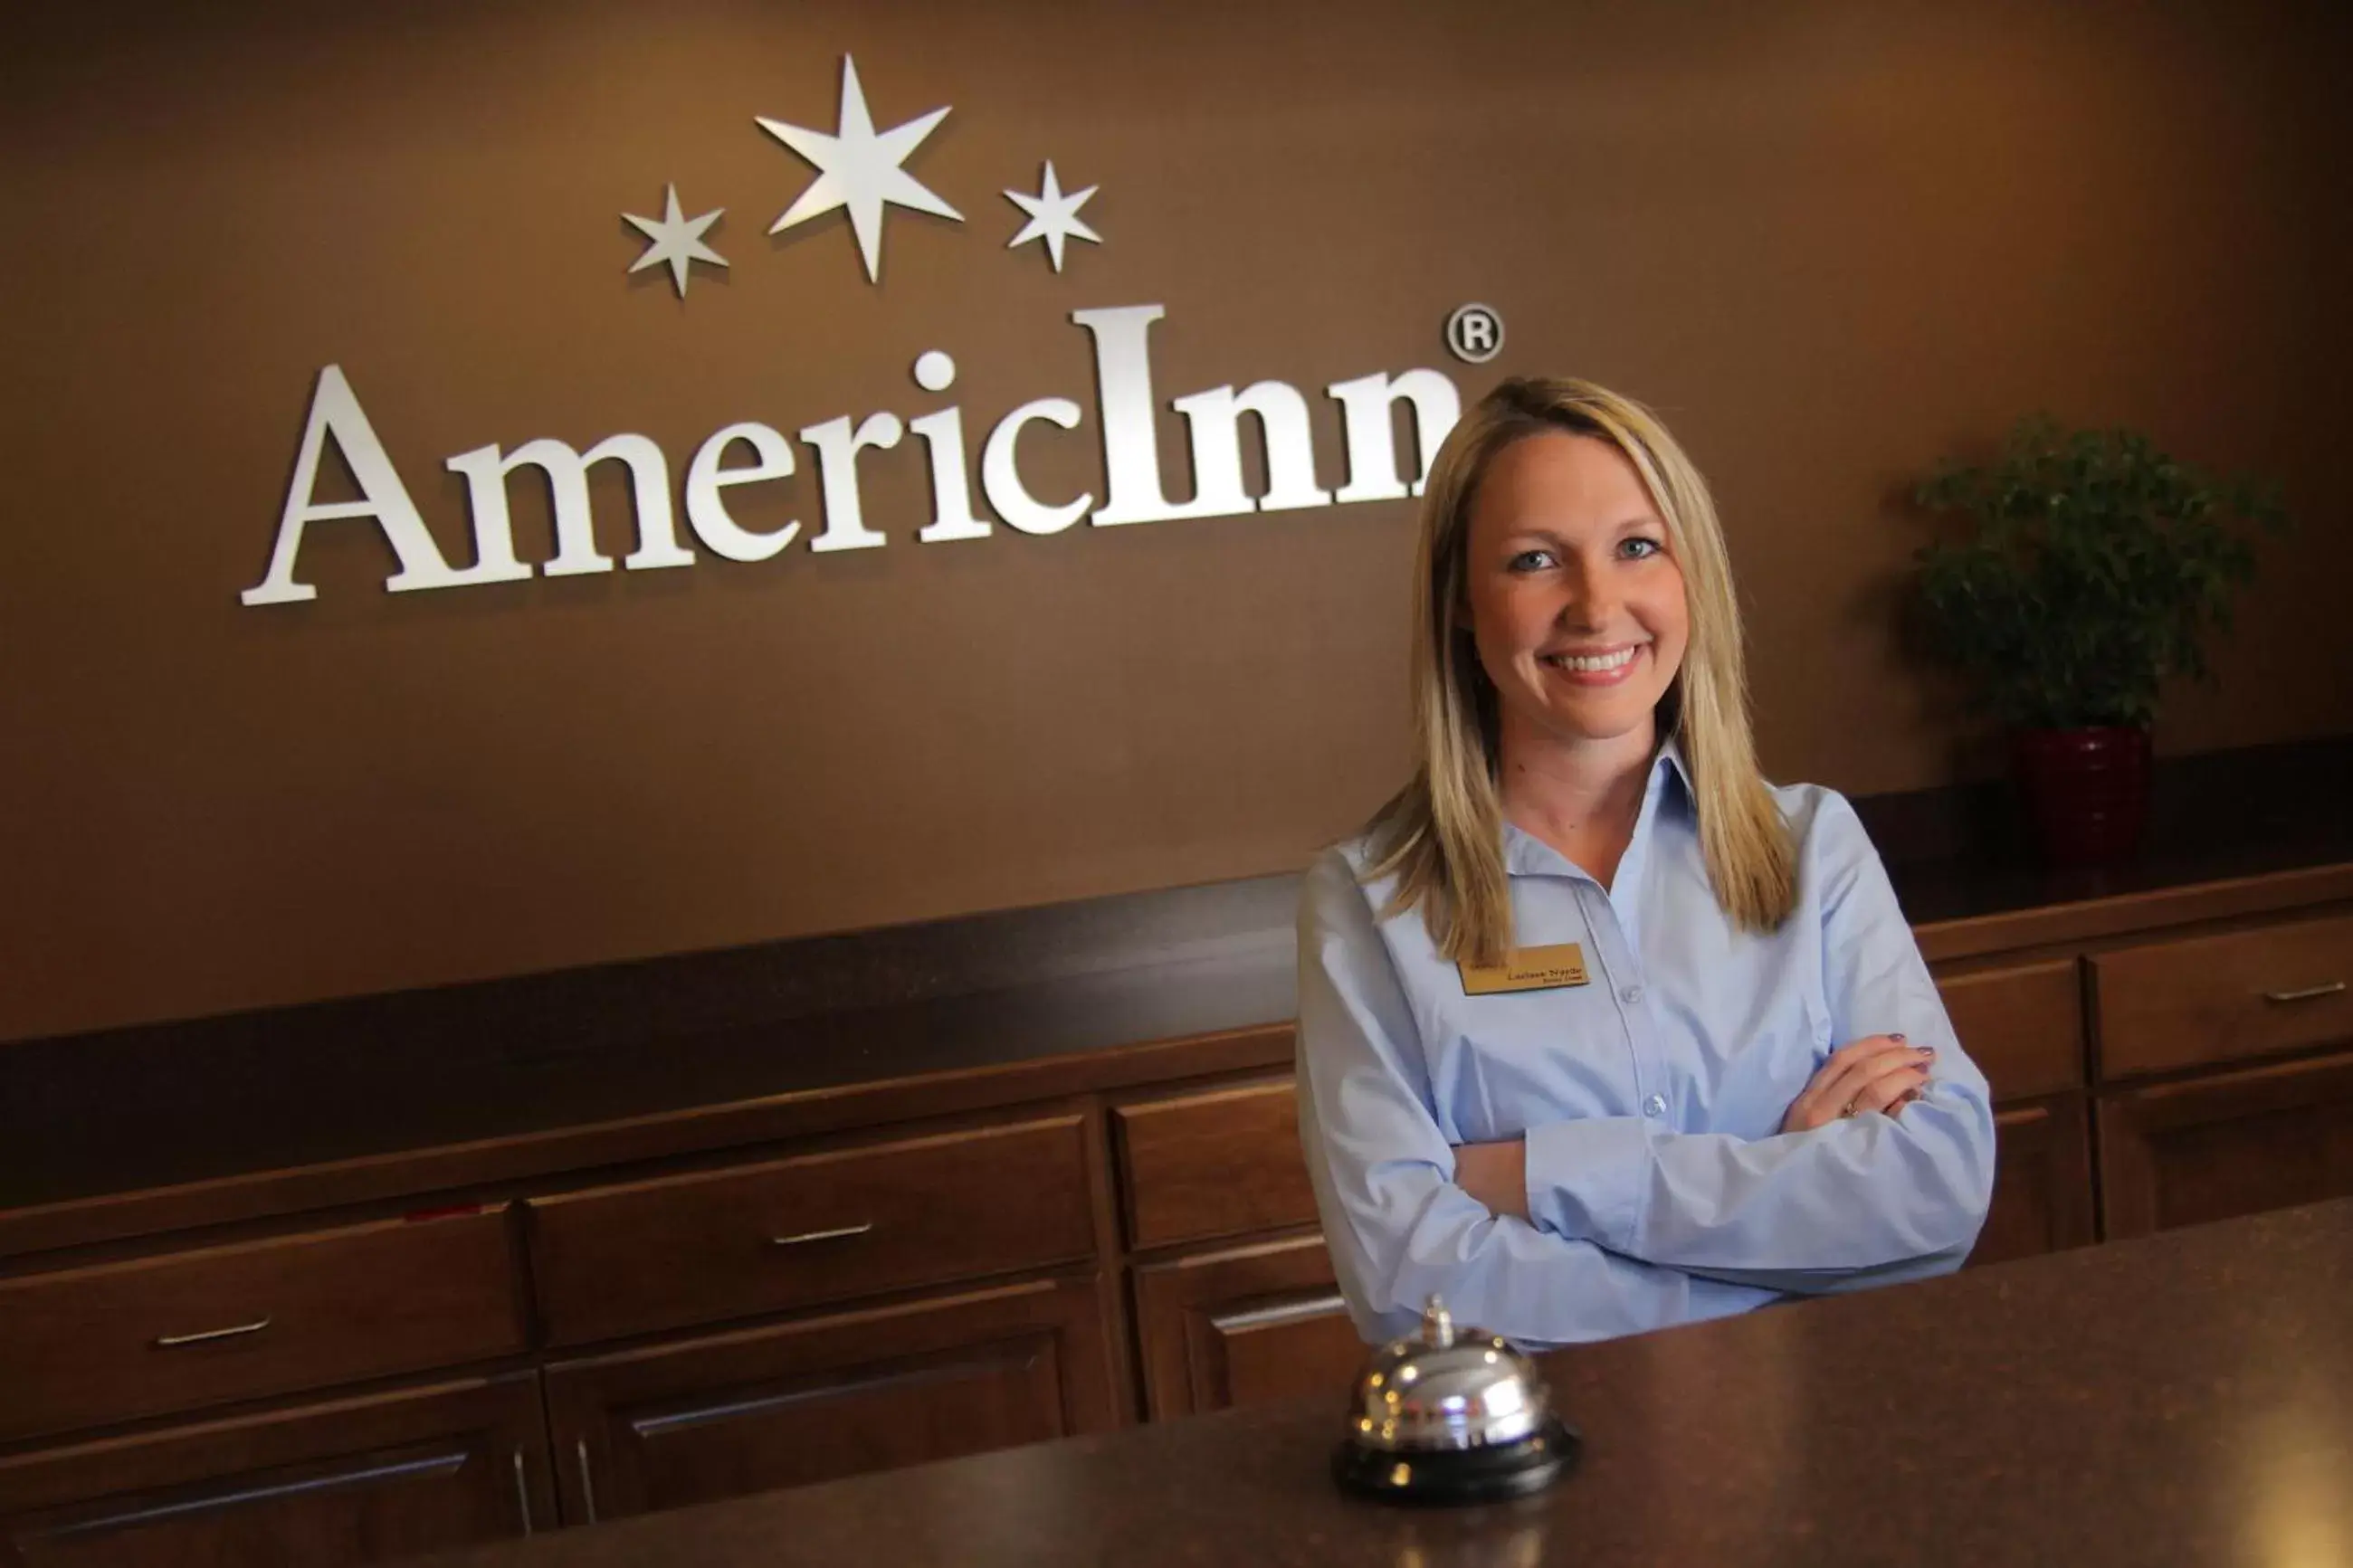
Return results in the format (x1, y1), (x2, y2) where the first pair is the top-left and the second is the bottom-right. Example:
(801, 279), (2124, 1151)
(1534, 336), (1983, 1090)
(1004, 161), (1100, 273)
(757, 56), (962, 283)
(623, 185), (728, 299)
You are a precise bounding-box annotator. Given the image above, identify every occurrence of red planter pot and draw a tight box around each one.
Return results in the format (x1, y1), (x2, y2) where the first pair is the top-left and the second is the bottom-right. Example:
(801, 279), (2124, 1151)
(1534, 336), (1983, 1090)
(2010, 726), (2152, 865)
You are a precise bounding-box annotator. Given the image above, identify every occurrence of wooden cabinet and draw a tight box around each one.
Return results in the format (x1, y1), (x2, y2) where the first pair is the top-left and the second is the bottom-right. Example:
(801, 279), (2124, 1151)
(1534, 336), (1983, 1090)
(544, 1276), (1117, 1523)
(528, 1117), (1094, 1346)
(1935, 959), (2097, 1268)
(0, 1209), (523, 1445)
(1118, 1076), (1361, 1423)
(0, 1374), (551, 1567)
(2093, 912), (2353, 1079)
(2098, 1049), (2353, 1239)
(1972, 1095), (2096, 1265)
(1937, 958), (2084, 1102)
(1110, 1079), (1319, 1250)
(1131, 1235), (1363, 1421)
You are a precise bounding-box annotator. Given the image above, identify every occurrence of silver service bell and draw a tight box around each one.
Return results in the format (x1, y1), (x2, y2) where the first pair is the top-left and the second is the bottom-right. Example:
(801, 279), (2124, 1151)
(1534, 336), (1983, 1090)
(1331, 1296), (1579, 1504)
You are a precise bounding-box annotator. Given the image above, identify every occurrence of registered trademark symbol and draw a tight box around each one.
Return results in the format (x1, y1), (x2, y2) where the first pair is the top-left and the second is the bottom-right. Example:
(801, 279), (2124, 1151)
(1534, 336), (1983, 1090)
(1445, 303), (1504, 365)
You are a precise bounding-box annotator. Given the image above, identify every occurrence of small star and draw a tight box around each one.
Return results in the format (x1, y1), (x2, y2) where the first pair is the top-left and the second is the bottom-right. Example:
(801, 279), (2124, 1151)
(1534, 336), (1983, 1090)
(623, 185), (728, 299)
(1003, 161), (1100, 273)
(757, 56), (962, 284)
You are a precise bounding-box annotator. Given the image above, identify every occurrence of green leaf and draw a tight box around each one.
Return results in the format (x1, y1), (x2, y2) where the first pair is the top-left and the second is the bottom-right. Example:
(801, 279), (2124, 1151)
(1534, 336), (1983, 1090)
(1906, 416), (2291, 729)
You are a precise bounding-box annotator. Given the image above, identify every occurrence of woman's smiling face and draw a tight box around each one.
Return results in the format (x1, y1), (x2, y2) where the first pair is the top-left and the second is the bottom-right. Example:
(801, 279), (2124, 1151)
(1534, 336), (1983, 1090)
(1462, 430), (1690, 750)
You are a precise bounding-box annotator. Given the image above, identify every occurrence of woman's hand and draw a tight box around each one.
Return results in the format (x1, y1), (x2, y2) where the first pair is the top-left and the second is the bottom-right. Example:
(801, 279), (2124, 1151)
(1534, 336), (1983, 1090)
(1781, 1034), (1934, 1134)
(1452, 1139), (1529, 1221)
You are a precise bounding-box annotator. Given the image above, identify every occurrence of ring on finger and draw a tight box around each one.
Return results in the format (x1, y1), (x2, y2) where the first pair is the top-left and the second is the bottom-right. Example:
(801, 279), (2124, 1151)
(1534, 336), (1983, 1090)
(1840, 1098), (1859, 1117)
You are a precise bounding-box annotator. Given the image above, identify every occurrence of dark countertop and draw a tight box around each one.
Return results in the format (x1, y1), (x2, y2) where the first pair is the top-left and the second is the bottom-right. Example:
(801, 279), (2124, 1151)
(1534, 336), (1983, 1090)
(4, 734), (2349, 1218)
(416, 1198), (2353, 1568)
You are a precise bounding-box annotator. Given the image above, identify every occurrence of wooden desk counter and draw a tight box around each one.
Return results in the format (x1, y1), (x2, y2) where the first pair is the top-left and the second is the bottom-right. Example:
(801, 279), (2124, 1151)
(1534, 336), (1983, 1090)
(414, 1199), (2353, 1568)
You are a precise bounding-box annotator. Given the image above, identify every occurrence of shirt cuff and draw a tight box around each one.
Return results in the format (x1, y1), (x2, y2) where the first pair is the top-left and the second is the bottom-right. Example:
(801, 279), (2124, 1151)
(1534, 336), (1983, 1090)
(1522, 1116), (1654, 1251)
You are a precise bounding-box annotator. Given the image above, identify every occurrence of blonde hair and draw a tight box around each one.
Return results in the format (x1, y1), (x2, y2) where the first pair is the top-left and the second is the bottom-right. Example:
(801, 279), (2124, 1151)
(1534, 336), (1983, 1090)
(1363, 376), (1796, 964)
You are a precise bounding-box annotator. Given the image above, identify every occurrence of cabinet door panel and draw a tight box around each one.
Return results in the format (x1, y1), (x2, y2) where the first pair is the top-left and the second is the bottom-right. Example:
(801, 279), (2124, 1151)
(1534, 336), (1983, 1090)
(619, 1345), (1058, 1510)
(1206, 1290), (1361, 1411)
(1133, 1235), (1365, 1421)
(547, 1276), (1114, 1521)
(1970, 1095), (2096, 1266)
(2099, 1049), (2353, 1239)
(0, 1375), (550, 1568)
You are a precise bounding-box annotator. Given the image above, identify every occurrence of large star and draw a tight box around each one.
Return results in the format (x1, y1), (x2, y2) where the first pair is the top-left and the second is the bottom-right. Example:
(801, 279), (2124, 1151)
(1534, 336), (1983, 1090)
(757, 56), (961, 283)
(623, 185), (728, 299)
(1004, 161), (1101, 274)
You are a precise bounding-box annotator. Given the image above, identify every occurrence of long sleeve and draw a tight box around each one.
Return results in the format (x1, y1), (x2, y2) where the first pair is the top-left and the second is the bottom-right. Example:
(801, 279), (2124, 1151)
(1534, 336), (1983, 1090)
(1519, 794), (1997, 1294)
(1294, 851), (1777, 1348)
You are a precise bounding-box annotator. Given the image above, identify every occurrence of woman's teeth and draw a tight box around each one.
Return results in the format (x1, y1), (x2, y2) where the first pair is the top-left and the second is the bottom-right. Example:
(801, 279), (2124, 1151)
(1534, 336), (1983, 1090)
(1545, 647), (1638, 672)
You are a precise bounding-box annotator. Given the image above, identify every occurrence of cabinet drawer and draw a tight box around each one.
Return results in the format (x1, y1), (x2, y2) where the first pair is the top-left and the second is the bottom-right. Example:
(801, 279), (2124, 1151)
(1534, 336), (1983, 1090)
(0, 1208), (523, 1445)
(1112, 1078), (1319, 1250)
(2093, 913), (2353, 1079)
(528, 1115), (1094, 1346)
(1936, 959), (2083, 1102)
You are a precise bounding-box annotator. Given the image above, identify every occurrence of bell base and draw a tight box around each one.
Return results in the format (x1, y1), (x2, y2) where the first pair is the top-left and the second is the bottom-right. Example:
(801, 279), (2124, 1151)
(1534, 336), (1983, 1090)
(1331, 1418), (1579, 1506)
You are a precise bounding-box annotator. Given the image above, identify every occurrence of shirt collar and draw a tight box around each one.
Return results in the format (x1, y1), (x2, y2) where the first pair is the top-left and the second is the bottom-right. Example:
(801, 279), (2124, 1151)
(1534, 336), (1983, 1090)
(1658, 732), (1695, 803)
(1500, 733), (1692, 879)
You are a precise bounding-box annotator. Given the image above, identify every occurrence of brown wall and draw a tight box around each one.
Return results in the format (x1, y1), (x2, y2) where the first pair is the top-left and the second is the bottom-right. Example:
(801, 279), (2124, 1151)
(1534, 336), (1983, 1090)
(4, 0), (2348, 1043)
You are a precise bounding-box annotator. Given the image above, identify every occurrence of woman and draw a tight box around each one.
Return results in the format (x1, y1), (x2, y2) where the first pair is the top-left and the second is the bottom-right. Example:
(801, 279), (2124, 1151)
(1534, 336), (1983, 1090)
(1296, 376), (1996, 1349)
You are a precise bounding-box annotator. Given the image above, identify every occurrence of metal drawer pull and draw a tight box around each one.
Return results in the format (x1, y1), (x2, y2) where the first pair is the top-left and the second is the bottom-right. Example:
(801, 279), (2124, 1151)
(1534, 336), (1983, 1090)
(767, 1221), (875, 1248)
(2262, 981), (2347, 1003)
(576, 1439), (599, 1525)
(511, 1449), (534, 1535)
(1212, 1291), (1352, 1335)
(154, 1316), (272, 1348)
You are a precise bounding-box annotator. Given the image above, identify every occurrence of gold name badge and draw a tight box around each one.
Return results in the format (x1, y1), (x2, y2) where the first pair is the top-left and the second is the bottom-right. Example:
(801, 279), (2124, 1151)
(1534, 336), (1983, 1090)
(1456, 943), (1591, 995)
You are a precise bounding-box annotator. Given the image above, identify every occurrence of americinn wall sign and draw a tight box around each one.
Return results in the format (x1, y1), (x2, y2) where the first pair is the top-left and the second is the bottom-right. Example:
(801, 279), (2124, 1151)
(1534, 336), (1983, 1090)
(240, 56), (1469, 608)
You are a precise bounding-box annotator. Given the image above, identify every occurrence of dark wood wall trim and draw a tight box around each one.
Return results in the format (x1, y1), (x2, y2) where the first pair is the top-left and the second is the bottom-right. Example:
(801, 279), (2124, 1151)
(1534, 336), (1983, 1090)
(0, 1027), (1296, 1264)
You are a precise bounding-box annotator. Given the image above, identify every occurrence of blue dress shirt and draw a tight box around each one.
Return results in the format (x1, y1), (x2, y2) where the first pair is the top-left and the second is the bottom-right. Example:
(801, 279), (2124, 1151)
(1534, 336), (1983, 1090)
(1295, 738), (1996, 1349)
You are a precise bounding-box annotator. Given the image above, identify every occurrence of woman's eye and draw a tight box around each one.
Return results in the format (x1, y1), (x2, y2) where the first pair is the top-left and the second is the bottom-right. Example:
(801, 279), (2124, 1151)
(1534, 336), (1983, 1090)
(1621, 537), (1664, 560)
(1507, 549), (1555, 572)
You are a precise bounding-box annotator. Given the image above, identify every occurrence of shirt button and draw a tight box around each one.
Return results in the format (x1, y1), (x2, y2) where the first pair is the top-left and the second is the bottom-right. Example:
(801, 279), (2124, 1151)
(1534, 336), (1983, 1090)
(1620, 984), (1644, 1005)
(1643, 1094), (1667, 1118)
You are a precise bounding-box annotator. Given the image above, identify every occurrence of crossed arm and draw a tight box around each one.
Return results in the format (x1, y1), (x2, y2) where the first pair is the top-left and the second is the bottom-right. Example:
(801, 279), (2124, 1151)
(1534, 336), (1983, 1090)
(1454, 1032), (1942, 1221)
(1295, 821), (1996, 1347)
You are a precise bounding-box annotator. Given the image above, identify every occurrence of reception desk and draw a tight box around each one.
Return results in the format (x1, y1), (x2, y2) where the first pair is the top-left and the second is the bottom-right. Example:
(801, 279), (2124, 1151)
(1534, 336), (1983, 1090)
(2, 738), (2350, 1559)
(409, 1197), (2353, 1568)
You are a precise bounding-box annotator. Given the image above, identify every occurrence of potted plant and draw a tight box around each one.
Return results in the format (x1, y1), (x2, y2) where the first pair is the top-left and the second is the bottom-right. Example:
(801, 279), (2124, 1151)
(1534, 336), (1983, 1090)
(1910, 416), (2290, 865)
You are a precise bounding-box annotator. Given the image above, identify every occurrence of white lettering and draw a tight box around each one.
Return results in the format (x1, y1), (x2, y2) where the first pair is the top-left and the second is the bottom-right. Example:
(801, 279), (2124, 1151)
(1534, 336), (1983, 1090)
(1072, 303), (1227, 527)
(799, 413), (904, 553)
(684, 423), (800, 562)
(1167, 380), (1332, 514)
(982, 398), (1091, 536)
(910, 350), (989, 543)
(243, 365), (528, 605)
(444, 433), (694, 578)
(1326, 369), (1462, 503)
(250, 309), (1466, 606)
